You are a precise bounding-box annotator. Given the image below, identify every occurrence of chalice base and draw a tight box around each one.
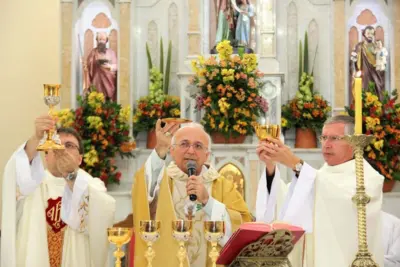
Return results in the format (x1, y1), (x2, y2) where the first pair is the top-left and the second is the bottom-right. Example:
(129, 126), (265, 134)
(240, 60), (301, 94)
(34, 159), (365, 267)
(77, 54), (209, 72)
(351, 253), (379, 267)
(37, 140), (65, 151)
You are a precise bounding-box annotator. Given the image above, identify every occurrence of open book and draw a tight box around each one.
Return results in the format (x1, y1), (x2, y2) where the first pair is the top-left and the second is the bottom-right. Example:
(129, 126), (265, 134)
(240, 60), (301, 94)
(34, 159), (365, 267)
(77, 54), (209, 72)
(217, 222), (305, 265)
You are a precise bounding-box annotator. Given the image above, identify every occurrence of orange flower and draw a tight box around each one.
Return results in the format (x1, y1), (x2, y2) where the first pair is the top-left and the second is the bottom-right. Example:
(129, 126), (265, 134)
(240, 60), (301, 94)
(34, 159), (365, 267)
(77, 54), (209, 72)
(312, 110), (320, 117)
(368, 151), (376, 160)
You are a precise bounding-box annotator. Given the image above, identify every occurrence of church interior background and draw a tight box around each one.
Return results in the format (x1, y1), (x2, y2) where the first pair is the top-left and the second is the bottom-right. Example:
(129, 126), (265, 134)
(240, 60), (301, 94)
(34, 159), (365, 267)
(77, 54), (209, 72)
(1, 0), (400, 265)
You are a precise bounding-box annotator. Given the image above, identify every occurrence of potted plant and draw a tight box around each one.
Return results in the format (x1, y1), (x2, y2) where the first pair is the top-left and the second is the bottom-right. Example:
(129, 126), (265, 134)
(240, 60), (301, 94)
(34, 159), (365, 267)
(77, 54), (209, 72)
(346, 84), (400, 192)
(281, 31), (331, 148)
(190, 40), (268, 143)
(281, 72), (331, 148)
(132, 38), (181, 148)
(56, 89), (134, 186)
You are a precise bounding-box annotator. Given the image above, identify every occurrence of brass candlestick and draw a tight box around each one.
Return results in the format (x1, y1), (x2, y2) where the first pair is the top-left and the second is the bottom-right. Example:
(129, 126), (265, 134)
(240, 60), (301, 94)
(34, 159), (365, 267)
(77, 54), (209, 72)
(253, 123), (280, 141)
(344, 134), (379, 267)
(37, 84), (65, 151)
(140, 220), (161, 267)
(172, 220), (193, 267)
(107, 227), (133, 267)
(204, 221), (225, 267)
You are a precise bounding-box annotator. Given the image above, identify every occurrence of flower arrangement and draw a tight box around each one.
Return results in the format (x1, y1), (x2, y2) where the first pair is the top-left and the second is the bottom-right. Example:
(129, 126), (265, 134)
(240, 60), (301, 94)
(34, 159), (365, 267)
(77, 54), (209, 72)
(345, 84), (400, 181)
(281, 72), (331, 131)
(56, 89), (134, 185)
(132, 38), (181, 138)
(132, 68), (181, 137)
(190, 40), (268, 138)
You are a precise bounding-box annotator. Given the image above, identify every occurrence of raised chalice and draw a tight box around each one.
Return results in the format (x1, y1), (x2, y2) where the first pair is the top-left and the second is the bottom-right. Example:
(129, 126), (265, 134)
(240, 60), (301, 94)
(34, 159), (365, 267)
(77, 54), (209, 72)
(204, 221), (225, 267)
(253, 123), (280, 141)
(107, 227), (133, 267)
(172, 220), (193, 267)
(36, 84), (65, 151)
(140, 220), (161, 267)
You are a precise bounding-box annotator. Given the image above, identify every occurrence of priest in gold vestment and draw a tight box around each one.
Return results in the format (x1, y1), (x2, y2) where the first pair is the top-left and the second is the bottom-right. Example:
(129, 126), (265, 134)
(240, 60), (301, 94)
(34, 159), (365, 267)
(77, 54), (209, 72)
(132, 120), (251, 267)
(1, 115), (115, 267)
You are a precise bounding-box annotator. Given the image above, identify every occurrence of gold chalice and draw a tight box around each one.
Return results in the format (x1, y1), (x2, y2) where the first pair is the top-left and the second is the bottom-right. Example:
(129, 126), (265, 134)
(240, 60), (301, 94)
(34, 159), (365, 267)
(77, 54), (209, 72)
(107, 227), (133, 267)
(253, 123), (280, 141)
(172, 220), (193, 267)
(204, 221), (225, 267)
(37, 84), (65, 151)
(140, 220), (161, 267)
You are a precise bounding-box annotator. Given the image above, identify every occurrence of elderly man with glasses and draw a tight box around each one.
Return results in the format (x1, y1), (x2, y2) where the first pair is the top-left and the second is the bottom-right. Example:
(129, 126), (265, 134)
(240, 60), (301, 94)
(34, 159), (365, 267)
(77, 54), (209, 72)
(254, 115), (394, 267)
(1, 114), (115, 267)
(132, 119), (251, 267)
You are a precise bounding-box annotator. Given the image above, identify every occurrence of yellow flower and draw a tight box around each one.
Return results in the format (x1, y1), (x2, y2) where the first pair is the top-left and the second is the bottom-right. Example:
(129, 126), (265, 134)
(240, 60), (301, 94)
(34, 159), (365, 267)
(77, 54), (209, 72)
(88, 92), (105, 109)
(87, 116), (103, 130)
(218, 97), (230, 114)
(365, 92), (379, 106)
(216, 40), (233, 60)
(365, 117), (380, 130)
(170, 108), (180, 117)
(281, 118), (288, 127)
(83, 146), (99, 167)
(55, 109), (75, 128)
(373, 140), (384, 151)
(118, 106), (131, 123)
(218, 121), (225, 129)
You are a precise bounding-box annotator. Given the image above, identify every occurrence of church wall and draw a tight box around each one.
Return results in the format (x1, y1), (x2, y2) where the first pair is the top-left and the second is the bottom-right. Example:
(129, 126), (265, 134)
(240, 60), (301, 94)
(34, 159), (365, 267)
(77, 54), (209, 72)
(131, 0), (188, 102)
(0, 0), (61, 224)
(394, 0), (400, 103)
(277, 0), (333, 105)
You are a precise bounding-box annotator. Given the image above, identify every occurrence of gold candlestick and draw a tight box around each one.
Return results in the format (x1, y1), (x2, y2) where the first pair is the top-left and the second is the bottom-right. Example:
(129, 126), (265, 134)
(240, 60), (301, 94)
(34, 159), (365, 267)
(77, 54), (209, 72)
(107, 227), (133, 267)
(37, 84), (65, 151)
(172, 220), (193, 267)
(204, 221), (225, 267)
(140, 220), (161, 267)
(344, 134), (379, 267)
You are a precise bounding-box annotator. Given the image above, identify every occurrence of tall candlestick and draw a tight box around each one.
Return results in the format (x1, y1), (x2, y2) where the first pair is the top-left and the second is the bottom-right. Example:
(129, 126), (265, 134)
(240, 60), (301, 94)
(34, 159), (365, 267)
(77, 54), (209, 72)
(354, 74), (363, 134)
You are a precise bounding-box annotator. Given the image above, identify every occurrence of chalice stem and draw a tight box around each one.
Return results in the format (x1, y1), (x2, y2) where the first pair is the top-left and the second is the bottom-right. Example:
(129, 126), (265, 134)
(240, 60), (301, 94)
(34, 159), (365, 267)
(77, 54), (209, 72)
(177, 241), (186, 267)
(209, 242), (219, 267)
(145, 242), (155, 267)
(113, 246), (123, 267)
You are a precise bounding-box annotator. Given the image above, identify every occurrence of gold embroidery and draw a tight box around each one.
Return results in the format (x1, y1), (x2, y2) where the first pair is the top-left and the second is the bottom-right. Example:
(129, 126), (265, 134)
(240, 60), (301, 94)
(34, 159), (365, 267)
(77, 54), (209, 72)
(46, 197), (66, 267)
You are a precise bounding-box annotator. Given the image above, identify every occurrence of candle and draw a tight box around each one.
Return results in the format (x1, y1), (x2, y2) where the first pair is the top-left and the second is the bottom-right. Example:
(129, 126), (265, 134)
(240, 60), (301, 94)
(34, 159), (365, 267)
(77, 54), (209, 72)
(354, 73), (362, 134)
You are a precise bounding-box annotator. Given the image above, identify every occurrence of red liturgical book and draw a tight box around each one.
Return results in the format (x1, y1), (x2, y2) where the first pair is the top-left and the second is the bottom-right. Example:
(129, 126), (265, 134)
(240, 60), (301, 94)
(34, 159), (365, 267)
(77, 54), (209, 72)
(217, 222), (305, 265)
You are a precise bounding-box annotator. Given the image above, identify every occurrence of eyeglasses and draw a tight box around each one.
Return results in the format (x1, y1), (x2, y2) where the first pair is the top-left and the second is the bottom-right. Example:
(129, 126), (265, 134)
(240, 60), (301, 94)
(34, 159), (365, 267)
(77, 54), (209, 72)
(319, 135), (346, 142)
(173, 141), (208, 152)
(65, 141), (80, 151)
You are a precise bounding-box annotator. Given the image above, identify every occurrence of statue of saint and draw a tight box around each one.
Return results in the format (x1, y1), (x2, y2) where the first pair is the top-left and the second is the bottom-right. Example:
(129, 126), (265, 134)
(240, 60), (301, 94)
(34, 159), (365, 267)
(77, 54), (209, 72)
(83, 32), (118, 101)
(350, 26), (387, 100)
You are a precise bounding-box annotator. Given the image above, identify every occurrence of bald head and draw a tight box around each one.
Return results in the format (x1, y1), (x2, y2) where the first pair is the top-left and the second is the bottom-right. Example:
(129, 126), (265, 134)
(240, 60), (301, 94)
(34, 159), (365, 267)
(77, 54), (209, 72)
(170, 123), (211, 175)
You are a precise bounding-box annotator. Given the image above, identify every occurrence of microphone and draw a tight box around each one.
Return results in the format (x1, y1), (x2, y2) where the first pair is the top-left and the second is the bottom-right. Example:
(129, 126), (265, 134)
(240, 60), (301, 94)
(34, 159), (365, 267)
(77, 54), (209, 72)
(187, 160), (197, 201)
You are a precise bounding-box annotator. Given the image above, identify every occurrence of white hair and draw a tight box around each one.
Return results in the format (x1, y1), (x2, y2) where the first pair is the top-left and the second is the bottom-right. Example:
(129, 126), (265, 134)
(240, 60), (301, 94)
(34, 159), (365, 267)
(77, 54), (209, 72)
(324, 115), (355, 135)
(171, 122), (212, 151)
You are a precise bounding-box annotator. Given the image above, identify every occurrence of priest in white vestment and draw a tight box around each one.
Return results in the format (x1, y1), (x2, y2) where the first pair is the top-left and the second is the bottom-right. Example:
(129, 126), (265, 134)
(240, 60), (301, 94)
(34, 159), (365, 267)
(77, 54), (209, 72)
(1, 115), (116, 267)
(382, 211), (400, 267)
(255, 115), (385, 267)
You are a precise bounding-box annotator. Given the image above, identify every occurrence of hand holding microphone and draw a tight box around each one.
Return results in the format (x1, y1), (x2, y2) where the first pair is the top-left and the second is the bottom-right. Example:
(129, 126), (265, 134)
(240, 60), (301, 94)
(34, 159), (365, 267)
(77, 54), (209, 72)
(186, 160), (209, 205)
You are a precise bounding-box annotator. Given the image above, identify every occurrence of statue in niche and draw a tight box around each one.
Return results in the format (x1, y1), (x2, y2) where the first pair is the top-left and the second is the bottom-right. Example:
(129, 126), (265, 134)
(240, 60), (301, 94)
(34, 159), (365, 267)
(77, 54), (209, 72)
(350, 26), (388, 100)
(234, 0), (255, 47)
(211, 0), (255, 53)
(83, 32), (118, 101)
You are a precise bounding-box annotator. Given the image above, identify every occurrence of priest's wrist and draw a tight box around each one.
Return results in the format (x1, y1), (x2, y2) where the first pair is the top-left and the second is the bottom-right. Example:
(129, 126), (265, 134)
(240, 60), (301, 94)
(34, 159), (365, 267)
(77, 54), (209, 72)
(265, 163), (275, 176)
(288, 156), (302, 170)
(155, 146), (168, 160)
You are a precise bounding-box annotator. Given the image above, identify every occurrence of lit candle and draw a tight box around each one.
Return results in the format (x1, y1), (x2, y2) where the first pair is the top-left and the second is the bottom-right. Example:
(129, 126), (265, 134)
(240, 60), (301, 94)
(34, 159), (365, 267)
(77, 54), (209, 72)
(354, 72), (362, 134)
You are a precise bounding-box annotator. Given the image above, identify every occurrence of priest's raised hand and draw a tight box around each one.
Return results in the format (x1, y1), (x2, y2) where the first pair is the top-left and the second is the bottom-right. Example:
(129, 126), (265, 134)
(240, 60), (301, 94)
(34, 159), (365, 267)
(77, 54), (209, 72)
(1, 114), (116, 267)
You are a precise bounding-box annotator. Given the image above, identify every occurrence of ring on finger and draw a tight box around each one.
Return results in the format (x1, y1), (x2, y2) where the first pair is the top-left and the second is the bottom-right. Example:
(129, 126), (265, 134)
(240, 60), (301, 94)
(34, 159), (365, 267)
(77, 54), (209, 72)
(165, 131), (172, 137)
